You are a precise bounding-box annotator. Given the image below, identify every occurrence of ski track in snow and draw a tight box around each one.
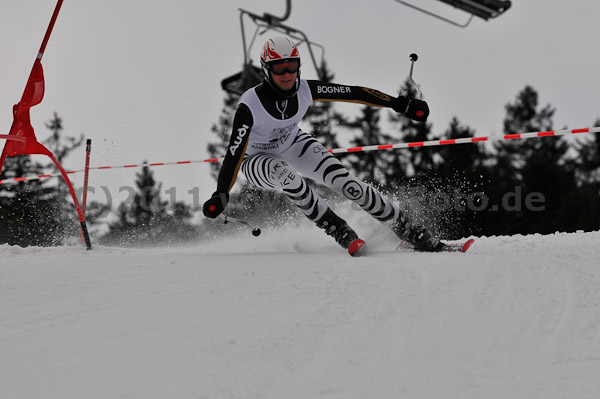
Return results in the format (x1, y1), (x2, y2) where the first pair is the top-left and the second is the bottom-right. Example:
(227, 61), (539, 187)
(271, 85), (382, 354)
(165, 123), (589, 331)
(1, 228), (600, 399)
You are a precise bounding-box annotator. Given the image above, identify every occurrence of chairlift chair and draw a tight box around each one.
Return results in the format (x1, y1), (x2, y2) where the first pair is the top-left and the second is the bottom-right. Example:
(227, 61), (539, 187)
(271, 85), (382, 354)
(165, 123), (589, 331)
(221, 0), (326, 95)
(395, 0), (511, 28)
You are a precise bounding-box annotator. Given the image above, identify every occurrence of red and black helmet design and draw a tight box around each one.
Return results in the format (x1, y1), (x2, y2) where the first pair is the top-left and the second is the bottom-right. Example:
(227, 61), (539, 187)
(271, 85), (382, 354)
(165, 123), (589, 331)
(260, 37), (301, 98)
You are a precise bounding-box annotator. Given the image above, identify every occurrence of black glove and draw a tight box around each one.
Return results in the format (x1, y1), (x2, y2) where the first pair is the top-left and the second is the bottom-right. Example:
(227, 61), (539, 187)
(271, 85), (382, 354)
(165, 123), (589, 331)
(202, 191), (229, 219)
(393, 96), (429, 123)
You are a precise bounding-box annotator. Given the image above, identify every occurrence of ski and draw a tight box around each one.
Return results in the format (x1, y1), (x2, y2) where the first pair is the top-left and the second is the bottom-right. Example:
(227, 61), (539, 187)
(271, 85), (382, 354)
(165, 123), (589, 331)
(396, 238), (475, 253)
(348, 239), (367, 257)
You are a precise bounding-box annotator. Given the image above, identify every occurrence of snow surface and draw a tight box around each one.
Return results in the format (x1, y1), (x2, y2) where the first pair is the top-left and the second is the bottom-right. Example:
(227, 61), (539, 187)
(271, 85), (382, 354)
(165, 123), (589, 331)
(2, 225), (600, 399)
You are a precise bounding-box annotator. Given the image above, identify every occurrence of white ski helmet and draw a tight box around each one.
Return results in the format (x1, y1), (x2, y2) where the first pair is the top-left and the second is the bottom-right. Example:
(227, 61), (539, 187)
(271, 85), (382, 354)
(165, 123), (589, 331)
(260, 36), (301, 98)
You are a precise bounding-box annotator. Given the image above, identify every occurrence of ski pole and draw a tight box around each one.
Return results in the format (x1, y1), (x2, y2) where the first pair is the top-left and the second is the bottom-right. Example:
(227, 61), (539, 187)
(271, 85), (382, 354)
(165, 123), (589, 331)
(218, 213), (262, 237)
(82, 139), (92, 218)
(408, 53), (422, 100)
(80, 139), (92, 245)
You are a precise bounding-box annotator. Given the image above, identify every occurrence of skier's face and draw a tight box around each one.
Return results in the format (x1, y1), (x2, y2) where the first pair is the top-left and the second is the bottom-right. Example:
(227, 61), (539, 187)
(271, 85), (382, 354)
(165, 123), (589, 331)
(271, 70), (297, 92)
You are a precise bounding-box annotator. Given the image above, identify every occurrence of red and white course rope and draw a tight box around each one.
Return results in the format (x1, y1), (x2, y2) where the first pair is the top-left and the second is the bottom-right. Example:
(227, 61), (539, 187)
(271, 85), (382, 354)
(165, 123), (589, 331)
(1, 126), (599, 185)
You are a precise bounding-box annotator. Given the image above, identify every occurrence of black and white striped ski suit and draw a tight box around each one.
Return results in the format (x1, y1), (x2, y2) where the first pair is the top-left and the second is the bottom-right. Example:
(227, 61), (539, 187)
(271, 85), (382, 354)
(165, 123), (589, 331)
(215, 79), (403, 224)
(241, 131), (397, 222)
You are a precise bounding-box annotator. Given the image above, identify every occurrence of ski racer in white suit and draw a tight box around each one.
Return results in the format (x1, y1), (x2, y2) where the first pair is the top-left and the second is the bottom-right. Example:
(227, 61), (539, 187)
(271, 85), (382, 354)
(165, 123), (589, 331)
(203, 36), (446, 255)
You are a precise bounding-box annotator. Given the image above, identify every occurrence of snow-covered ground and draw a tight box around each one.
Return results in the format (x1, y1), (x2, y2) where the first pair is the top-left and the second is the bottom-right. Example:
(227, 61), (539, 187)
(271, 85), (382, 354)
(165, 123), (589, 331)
(2, 225), (600, 399)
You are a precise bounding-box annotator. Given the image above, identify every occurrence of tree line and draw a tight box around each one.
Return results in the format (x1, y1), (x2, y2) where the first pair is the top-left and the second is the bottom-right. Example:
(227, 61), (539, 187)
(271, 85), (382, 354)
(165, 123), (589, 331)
(1, 66), (599, 247)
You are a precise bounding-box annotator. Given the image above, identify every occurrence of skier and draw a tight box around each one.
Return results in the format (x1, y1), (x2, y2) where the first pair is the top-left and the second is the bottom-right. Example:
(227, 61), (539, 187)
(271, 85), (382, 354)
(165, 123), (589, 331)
(203, 36), (445, 255)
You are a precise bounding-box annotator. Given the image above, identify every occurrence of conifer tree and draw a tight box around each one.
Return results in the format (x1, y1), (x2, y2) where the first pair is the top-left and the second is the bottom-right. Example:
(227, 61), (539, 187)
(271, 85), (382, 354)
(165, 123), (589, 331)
(430, 117), (492, 238)
(304, 60), (340, 149)
(44, 112), (84, 163)
(0, 114), (98, 246)
(435, 117), (487, 175)
(562, 118), (600, 231)
(339, 106), (407, 187)
(337, 79), (431, 189)
(207, 92), (240, 181)
(0, 156), (67, 246)
(573, 118), (600, 185)
(101, 165), (197, 245)
(389, 79), (436, 179)
(491, 85), (575, 235)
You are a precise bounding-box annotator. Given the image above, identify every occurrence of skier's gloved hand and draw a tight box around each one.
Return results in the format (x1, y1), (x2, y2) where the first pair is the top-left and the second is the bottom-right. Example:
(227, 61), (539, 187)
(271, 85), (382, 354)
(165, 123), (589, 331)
(393, 96), (429, 123)
(202, 191), (229, 219)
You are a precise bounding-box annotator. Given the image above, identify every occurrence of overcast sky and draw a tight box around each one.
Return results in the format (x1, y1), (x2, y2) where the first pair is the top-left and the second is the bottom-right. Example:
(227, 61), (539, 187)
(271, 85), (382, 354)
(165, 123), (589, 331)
(2, 0), (599, 212)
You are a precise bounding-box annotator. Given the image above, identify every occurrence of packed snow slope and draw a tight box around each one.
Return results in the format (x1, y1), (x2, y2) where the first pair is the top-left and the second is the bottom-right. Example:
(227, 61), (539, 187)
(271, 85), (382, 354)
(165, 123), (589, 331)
(2, 224), (600, 399)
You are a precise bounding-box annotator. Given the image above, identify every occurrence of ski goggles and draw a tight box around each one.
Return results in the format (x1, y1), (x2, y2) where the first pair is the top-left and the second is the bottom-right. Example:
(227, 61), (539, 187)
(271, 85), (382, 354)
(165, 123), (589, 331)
(269, 59), (300, 75)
